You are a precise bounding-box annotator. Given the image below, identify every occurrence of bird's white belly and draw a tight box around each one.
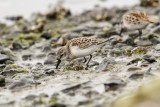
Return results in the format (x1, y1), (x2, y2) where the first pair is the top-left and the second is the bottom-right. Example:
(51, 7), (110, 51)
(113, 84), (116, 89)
(71, 46), (97, 58)
(123, 21), (147, 30)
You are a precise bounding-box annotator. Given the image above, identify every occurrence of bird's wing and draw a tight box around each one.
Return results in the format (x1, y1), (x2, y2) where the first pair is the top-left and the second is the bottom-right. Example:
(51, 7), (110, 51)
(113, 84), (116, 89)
(70, 38), (98, 49)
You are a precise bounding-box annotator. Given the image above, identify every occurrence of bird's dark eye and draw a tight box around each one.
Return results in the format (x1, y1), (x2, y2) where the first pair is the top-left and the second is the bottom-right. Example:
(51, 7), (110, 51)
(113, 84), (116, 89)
(60, 54), (63, 58)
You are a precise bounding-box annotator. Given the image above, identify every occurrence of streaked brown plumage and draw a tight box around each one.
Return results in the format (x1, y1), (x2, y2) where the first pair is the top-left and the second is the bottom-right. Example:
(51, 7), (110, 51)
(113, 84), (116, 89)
(120, 10), (153, 37)
(56, 37), (113, 69)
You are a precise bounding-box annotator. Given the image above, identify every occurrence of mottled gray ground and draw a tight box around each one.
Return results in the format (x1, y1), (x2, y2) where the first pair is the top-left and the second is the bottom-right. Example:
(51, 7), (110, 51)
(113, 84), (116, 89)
(0, 2), (160, 107)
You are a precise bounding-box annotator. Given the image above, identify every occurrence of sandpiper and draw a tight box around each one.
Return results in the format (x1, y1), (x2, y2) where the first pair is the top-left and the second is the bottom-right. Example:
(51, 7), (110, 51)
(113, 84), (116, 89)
(56, 37), (113, 69)
(120, 10), (153, 38)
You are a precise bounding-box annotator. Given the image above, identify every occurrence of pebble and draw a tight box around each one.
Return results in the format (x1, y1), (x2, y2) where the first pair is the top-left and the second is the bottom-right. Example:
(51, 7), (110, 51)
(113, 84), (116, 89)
(1, 48), (16, 61)
(39, 93), (49, 98)
(136, 40), (152, 46)
(62, 83), (81, 93)
(110, 48), (123, 57)
(153, 25), (160, 34)
(104, 77), (126, 91)
(0, 54), (9, 64)
(41, 31), (52, 39)
(24, 94), (37, 101)
(8, 81), (25, 89)
(72, 26), (89, 33)
(0, 75), (5, 87)
(0, 64), (5, 69)
(78, 100), (91, 105)
(155, 43), (160, 51)
(44, 54), (55, 65)
(22, 54), (32, 61)
(2, 65), (28, 76)
(129, 72), (144, 80)
(150, 37), (160, 44)
(42, 46), (51, 52)
(48, 103), (66, 107)
(12, 42), (22, 50)
(44, 69), (55, 76)
(122, 35), (135, 46)
(127, 67), (141, 72)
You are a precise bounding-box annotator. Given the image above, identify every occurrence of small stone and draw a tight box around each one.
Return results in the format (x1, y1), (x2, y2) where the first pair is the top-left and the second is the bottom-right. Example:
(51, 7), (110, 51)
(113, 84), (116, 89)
(51, 93), (59, 99)
(12, 42), (22, 50)
(0, 75), (5, 87)
(41, 31), (51, 39)
(127, 58), (141, 65)
(2, 65), (29, 76)
(39, 93), (48, 98)
(64, 62), (84, 71)
(129, 72), (144, 80)
(104, 76), (126, 91)
(78, 100), (91, 105)
(44, 55), (55, 65)
(24, 94), (37, 101)
(33, 99), (43, 105)
(72, 26), (89, 33)
(84, 91), (99, 98)
(150, 37), (160, 45)
(96, 14), (103, 21)
(143, 57), (156, 63)
(62, 84), (81, 93)
(62, 82), (89, 93)
(5, 60), (14, 64)
(1, 48), (16, 61)
(7, 29), (21, 39)
(155, 43), (160, 51)
(6, 15), (23, 21)
(101, 44), (113, 55)
(0, 64), (5, 69)
(96, 61), (108, 71)
(42, 46), (51, 52)
(104, 29), (119, 37)
(127, 67), (141, 72)
(122, 35), (135, 45)
(136, 40), (152, 46)
(81, 31), (95, 36)
(110, 48), (123, 57)
(8, 81), (25, 89)
(115, 43), (127, 48)
(48, 103), (66, 107)
(45, 69), (55, 76)
(31, 23), (44, 32)
(22, 54), (32, 61)
(0, 54), (9, 64)
(153, 25), (160, 34)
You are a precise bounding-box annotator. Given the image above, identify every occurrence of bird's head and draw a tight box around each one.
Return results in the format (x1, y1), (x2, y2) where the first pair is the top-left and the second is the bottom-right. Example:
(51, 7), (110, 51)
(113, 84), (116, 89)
(56, 46), (67, 69)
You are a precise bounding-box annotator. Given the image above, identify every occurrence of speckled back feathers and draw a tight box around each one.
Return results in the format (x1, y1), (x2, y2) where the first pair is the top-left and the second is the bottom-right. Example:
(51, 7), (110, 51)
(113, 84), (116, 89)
(122, 10), (152, 25)
(68, 37), (107, 49)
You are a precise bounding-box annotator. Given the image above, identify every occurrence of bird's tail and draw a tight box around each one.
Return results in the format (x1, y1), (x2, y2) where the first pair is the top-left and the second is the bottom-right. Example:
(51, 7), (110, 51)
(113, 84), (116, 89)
(147, 19), (154, 23)
(97, 38), (114, 45)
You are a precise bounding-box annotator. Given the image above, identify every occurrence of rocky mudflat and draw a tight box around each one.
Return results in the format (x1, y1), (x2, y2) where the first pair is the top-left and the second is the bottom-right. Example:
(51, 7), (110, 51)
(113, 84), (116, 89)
(0, 1), (160, 107)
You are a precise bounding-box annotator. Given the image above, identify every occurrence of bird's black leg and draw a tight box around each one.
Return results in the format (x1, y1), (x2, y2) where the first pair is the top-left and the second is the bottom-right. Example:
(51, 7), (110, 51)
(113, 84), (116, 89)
(119, 21), (124, 36)
(83, 57), (87, 63)
(138, 29), (142, 39)
(119, 27), (124, 36)
(85, 54), (92, 69)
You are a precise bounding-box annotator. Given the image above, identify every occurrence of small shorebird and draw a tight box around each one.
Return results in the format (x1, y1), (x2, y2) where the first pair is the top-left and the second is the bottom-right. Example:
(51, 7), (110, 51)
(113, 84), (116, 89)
(120, 10), (153, 38)
(56, 37), (113, 69)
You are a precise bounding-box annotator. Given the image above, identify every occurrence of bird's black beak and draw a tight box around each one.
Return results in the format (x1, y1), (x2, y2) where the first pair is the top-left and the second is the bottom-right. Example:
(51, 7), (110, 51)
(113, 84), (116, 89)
(56, 59), (61, 69)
